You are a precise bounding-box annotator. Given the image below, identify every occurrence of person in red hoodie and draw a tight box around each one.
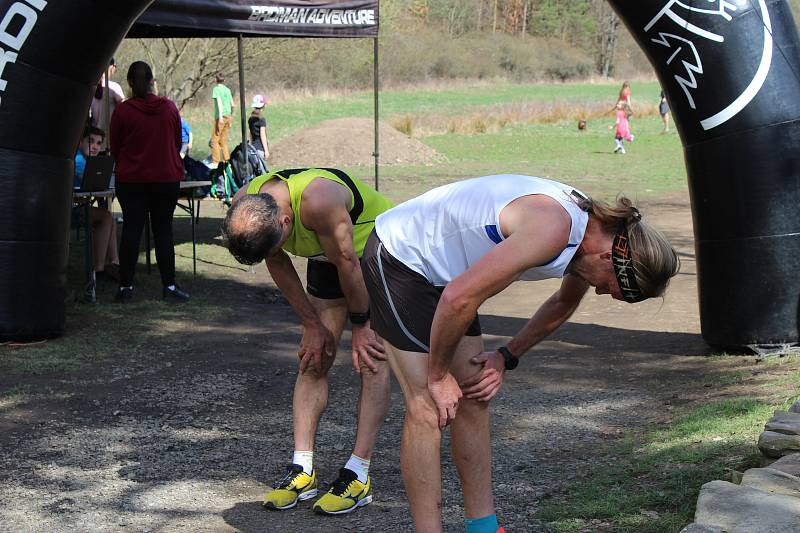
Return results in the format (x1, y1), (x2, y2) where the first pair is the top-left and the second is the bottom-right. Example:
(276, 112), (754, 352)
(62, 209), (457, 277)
(110, 61), (189, 302)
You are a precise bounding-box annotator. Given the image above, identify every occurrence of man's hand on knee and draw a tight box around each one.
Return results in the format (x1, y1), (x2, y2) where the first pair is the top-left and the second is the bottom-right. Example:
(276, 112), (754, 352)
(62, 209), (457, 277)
(298, 322), (336, 375)
(350, 324), (386, 374)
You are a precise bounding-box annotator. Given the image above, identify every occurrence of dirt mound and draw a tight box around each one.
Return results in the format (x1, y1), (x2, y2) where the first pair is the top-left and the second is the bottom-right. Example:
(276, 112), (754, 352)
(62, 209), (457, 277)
(270, 118), (445, 167)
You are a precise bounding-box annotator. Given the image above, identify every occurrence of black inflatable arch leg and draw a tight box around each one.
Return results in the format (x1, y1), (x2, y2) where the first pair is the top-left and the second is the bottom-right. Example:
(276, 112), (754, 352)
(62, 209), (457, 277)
(608, 0), (800, 348)
(0, 1), (154, 340)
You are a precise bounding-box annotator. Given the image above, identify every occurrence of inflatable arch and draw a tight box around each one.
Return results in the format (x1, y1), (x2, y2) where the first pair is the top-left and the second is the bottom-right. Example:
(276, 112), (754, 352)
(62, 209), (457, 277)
(0, 0), (798, 349)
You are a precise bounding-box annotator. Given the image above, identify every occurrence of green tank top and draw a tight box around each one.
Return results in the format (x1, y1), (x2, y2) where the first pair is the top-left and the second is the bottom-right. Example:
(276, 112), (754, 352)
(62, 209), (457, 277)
(246, 168), (393, 258)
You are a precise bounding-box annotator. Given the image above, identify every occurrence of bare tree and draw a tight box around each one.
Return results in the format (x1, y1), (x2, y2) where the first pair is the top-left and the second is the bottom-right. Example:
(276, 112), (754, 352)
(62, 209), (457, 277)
(134, 38), (269, 110)
(593, 1), (620, 77)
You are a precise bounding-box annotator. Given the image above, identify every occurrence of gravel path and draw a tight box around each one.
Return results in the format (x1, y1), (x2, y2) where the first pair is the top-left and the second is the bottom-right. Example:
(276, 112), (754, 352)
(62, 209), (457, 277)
(0, 196), (713, 532)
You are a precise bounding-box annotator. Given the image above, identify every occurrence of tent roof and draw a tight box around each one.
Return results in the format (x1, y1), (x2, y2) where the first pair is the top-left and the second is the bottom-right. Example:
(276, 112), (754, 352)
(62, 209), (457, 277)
(128, 0), (379, 39)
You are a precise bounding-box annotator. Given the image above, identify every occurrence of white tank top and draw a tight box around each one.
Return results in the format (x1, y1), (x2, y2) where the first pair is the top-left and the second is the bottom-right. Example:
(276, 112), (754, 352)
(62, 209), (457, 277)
(375, 175), (589, 286)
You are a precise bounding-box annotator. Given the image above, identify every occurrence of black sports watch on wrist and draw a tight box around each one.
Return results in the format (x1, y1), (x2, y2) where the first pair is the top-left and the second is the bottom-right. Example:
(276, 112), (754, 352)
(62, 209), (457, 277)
(497, 346), (519, 370)
(349, 309), (370, 325)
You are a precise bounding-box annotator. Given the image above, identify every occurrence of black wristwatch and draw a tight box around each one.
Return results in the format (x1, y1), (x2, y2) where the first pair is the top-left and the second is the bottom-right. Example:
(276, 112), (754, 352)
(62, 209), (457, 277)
(349, 309), (370, 325)
(497, 346), (519, 370)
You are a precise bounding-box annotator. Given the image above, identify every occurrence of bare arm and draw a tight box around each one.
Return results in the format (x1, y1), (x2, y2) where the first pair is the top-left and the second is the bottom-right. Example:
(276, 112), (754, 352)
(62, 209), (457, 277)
(427, 202), (570, 427)
(267, 250), (324, 329)
(304, 180), (385, 372)
(266, 249), (336, 374)
(428, 208), (570, 380)
(260, 125), (269, 159)
(506, 274), (589, 357)
(215, 97), (223, 123)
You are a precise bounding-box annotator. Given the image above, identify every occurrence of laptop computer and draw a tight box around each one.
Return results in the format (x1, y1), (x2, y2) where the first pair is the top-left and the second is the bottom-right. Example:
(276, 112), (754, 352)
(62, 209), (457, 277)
(78, 155), (114, 192)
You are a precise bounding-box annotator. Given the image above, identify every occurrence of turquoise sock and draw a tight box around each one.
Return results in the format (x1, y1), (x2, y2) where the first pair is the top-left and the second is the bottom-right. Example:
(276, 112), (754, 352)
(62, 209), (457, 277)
(465, 514), (499, 533)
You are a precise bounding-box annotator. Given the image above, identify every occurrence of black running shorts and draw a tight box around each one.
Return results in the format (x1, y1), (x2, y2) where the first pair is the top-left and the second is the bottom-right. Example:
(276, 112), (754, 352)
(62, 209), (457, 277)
(306, 259), (344, 300)
(361, 231), (481, 353)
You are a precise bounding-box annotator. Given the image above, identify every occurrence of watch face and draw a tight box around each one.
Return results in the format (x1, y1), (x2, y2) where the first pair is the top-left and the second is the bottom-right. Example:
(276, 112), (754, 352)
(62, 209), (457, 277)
(506, 356), (519, 370)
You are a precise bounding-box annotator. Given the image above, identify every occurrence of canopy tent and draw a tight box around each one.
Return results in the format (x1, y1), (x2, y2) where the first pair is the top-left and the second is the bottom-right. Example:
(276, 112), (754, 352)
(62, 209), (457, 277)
(129, 0), (382, 187)
(129, 0), (379, 39)
(0, 0), (799, 351)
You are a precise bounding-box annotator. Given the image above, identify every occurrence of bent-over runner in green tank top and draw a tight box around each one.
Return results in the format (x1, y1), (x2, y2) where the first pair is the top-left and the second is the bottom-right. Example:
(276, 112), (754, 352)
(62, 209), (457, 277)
(246, 168), (393, 259)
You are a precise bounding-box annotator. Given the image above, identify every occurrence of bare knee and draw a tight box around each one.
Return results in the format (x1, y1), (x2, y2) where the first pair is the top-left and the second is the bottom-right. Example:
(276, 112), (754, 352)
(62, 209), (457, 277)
(405, 395), (440, 431)
(361, 360), (390, 385)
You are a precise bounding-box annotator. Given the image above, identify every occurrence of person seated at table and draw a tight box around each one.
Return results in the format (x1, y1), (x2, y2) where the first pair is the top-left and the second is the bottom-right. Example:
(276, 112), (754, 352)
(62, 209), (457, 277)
(180, 117), (193, 159)
(75, 126), (120, 281)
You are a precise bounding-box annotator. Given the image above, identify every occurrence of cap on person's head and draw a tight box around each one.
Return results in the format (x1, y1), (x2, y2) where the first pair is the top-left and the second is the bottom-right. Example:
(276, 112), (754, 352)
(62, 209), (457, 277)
(251, 94), (267, 109)
(215, 72), (225, 83)
(109, 57), (116, 67)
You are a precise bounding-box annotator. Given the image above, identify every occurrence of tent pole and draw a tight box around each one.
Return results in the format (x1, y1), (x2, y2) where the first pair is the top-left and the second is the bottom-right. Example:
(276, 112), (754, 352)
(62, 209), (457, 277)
(373, 37), (379, 191)
(103, 69), (110, 151)
(237, 34), (250, 178)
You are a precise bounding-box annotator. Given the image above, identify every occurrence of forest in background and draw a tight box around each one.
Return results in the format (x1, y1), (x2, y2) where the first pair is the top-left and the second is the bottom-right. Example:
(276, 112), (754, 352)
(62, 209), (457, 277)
(116, 0), (800, 110)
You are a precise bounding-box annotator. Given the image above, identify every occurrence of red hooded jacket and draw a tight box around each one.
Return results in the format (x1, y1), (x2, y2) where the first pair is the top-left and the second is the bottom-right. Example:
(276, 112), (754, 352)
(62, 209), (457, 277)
(110, 94), (183, 183)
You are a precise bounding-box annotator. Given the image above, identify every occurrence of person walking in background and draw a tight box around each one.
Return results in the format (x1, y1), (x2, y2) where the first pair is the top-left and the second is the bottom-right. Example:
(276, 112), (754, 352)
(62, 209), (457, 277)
(612, 100), (634, 154)
(618, 80), (632, 108)
(110, 61), (189, 303)
(248, 94), (270, 165)
(74, 126), (120, 280)
(659, 91), (670, 133)
(180, 116), (193, 159)
(90, 58), (125, 151)
(210, 72), (234, 165)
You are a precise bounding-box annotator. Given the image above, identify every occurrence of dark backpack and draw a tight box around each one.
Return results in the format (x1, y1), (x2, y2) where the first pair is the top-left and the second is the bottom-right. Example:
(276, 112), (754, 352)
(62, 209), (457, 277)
(182, 156), (212, 197)
(230, 142), (268, 187)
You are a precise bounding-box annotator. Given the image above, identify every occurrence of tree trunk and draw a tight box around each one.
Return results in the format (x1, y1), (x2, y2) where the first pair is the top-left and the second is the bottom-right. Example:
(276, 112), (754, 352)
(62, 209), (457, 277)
(522, 0), (528, 36)
(595, 4), (620, 77)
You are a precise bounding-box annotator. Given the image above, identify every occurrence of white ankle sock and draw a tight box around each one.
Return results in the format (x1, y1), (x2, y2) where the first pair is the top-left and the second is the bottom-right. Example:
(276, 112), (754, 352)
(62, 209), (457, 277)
(345, 454), (370, 483)
(293, 451), (313, 474)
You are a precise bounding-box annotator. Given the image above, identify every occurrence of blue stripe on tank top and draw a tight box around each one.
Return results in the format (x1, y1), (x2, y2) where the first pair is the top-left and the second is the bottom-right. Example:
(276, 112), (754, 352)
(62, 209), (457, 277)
(539, 243), (579, 266)
(485, 225), (503, 244)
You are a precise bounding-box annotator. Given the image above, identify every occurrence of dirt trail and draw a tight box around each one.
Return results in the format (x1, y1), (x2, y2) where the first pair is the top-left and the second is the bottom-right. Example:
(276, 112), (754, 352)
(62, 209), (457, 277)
(1, 192), (739, 532)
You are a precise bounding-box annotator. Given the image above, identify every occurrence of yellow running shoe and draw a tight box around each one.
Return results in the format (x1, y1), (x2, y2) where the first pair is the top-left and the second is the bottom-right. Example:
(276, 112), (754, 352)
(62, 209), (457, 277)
(262, 464), (318, 510)
(313, 468), (373, 515)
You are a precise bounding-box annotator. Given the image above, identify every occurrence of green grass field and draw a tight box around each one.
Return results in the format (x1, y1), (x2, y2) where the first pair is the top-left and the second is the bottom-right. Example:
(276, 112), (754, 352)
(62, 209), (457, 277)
(180, 80), (667, 175)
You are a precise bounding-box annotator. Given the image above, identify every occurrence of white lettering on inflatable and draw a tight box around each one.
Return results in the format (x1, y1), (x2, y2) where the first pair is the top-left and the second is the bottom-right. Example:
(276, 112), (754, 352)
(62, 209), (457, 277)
(644, 0), (773, 130)
(24, 0), (47, 10)
(0, 2), (38, 50)
(249, 5), (376, 26)
(0, 49), (18, 91)
(0, 0), (46, 107)
(650, 33), (703, 109)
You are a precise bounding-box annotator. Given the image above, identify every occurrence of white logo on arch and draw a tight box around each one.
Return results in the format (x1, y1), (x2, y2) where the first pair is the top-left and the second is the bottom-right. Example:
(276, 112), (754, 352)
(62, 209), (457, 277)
(645, 0), (773, 131)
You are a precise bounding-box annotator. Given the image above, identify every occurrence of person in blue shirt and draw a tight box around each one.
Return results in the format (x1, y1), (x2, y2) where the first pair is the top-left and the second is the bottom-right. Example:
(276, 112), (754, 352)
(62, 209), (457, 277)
(180, 117), (193, 159)
(75, 126), (120, 280)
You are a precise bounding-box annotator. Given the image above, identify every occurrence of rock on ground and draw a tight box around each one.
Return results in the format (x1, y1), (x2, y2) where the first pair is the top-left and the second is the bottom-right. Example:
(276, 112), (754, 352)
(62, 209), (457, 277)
(694, 480), (800, 533)
(679, 524), (725, 533)
(740, 467), (800, 498)
(789, 401), (800, 414)
(764, 411), (800, 435)
(758, 431), (800, 458)
(770, 453), (800, 477)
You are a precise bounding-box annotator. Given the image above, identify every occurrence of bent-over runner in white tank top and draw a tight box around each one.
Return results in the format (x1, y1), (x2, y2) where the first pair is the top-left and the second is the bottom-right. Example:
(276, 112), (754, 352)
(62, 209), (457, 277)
(374, 175), (589, 285)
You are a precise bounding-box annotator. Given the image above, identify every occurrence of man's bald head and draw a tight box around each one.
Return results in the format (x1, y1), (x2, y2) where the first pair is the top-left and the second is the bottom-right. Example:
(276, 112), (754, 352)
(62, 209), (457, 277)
(222, 194), (284, 264)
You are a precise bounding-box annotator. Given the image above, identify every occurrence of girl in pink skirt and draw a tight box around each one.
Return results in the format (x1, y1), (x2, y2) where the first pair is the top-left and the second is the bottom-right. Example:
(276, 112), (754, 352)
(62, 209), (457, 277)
(613, 100), (634, 154)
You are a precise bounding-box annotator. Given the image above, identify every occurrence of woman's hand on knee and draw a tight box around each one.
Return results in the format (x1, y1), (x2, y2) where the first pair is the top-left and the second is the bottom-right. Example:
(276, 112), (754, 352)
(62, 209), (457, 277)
(460, 351), (505, 402)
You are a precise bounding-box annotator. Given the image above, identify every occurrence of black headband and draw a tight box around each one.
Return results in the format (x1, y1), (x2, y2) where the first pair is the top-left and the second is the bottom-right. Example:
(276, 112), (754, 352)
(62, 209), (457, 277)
(612, 213), (646, 304)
